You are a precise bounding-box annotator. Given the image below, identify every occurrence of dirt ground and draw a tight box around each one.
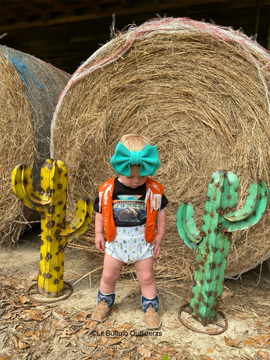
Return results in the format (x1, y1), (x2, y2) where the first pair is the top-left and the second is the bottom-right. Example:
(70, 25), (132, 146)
(1, 227), (270, 360)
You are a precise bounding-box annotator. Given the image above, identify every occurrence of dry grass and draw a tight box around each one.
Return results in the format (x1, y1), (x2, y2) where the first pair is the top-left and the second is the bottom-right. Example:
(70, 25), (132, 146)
(52, 18), (270, 280)
(0, 46), (70, 245)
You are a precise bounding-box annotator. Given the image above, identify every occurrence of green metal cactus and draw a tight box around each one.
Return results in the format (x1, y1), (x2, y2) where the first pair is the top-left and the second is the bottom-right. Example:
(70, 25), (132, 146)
(11, 159), (93, 298)
(176, 170), (269, 326)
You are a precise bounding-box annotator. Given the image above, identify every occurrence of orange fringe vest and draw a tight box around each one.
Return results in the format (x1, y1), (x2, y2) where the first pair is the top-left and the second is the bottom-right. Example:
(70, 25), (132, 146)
(98, 177), (164, 243)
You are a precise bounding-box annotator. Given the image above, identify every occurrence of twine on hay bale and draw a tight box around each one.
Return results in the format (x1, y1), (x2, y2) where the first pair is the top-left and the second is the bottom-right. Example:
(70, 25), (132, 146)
(0, 45), (70, 245)
(51, 18), (270, 281)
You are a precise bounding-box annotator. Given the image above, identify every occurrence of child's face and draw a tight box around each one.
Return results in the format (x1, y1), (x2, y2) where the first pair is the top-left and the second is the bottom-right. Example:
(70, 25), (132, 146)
(119, 165), (147, 189)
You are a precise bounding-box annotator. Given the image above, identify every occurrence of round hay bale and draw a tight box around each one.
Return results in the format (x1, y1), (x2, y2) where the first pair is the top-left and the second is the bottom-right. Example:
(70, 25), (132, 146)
(0, 45), (70, 245)
(51, 18), (270, 280)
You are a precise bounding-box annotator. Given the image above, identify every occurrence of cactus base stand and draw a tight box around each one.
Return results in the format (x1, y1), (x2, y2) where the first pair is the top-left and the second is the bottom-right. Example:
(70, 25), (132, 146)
(27, 281), (73, 304)
(178, 303), (228, 335)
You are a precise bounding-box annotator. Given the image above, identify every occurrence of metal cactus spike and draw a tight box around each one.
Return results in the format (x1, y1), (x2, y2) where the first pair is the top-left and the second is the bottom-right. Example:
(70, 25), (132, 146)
(11, 159), (93, 298)
(176, 170), (269, 329)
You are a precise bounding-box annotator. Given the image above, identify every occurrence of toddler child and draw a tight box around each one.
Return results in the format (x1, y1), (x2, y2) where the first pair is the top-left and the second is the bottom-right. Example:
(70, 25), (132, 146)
(91, 134), (168, 329)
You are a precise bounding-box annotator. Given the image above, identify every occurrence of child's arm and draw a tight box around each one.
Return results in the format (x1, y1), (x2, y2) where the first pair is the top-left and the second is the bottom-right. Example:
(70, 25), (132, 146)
(95, 212), (105, 251)
(152, 208), (166, 257)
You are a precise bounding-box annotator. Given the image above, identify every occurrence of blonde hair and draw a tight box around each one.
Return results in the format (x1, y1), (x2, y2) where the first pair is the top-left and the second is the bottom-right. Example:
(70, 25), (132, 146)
(120, 134), (150, 151)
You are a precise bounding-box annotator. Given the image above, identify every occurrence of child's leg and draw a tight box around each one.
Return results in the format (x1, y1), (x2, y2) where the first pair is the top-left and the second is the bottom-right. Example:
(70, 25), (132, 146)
(100, 253), (124, 293)
(91, 253), (124, 322)
(134, 257), (161, 329)
(134, 257), (156, 298)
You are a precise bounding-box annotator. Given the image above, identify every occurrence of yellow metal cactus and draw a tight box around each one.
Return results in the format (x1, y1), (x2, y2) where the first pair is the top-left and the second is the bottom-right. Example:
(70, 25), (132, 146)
(11, 159), (93, 298)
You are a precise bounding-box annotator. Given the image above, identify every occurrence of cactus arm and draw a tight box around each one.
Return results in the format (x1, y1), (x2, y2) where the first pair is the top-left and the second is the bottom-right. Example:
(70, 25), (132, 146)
(224, 182), (260, 221)
(11, 164), (48, 211)
(64, 200), (93, 242)
(176, 204), (199, 251)
(227, 181), (269, 231)
(222, 171), (239, 209)
(183, 203), (201, 243)
(11, 165), (31, 202)
(40, 159), (55, 196)
(60, 198), (93, 237)
(201, 171), (225, 235)
(21, 165), (50, 206)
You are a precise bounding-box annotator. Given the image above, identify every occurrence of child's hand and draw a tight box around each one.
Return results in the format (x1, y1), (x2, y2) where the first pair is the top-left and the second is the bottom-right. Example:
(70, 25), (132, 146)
(151, 234), (163, 257)
(152, 208), (166, 257)
(95, 233), (105, 251)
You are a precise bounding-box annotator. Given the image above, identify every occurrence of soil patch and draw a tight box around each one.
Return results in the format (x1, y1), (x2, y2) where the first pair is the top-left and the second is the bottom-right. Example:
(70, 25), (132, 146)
(1, 227), (270, 359)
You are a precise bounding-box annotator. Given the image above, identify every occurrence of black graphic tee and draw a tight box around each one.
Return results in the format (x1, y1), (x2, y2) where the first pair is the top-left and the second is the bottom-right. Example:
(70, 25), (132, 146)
(94, 178), (168, 227)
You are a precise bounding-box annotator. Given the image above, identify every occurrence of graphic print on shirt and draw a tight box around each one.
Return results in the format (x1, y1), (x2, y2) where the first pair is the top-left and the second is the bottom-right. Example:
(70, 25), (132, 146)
(112, 195), (147, 223)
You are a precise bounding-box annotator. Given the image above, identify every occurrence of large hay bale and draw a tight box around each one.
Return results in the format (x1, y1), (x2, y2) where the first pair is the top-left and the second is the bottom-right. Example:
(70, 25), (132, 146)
(0, 45), (70, 245)
(51, 18), (270, 279)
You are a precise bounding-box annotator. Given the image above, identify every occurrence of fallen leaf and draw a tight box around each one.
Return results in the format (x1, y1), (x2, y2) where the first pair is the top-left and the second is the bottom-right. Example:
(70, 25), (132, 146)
(153, 344), (163, 354)
(95, 353), (103, 358)
(18, 295), (26, 304)
(76, 330), (89, 337)
(244, 335), (270, 347)
(24, 331), (35, 337)
(139, 345), (151, 358)
(84, 343), (98, 348)
(207, 348), (214, 354)
(201, 356), (213, 360)
(164, 345), (174, 352)
(224, 336), (240, 348)
(106, 348), (114, 355)
(108, 337), (122, 346)
(37, 329), (46, 338)
(112, 323), (132, 332)
(10, 334), (19, 348)
(85, 321), (97, 331)
(76, 313), (87, 321)
(1, 357), (8, 360)
(60, 329), (68, 338)
(245, 340), (256, 346)
(52, 310), (65, 322)
(103, 319), (114, 327)
(27, 315), (43, 321)
(3, 312), (12, 319)
(101, 336), (107, 345)
(257, 350), (269, 358)
(122, 323), (132, 329)
(114, 306), (119, 314)
(125, 340), (130, 349)
(19, 342), (30, 350)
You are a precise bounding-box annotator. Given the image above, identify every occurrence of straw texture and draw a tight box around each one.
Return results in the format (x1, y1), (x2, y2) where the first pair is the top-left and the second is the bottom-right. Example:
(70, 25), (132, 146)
(51, 18), (270, 279)
(0, 45), (70, 245)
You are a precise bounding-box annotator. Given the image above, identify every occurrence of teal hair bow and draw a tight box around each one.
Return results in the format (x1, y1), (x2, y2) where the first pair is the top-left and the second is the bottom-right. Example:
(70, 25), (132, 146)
(110, 142), (161, 176)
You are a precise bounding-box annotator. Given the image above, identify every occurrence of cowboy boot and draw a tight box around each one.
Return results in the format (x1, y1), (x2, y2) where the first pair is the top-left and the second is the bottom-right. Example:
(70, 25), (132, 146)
(141, 294), (161, 329)
(91, 290), (115, 322)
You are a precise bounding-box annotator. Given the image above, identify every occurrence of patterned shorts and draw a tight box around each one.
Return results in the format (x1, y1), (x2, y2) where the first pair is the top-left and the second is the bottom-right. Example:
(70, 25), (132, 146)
(105, 224), (154, 264)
